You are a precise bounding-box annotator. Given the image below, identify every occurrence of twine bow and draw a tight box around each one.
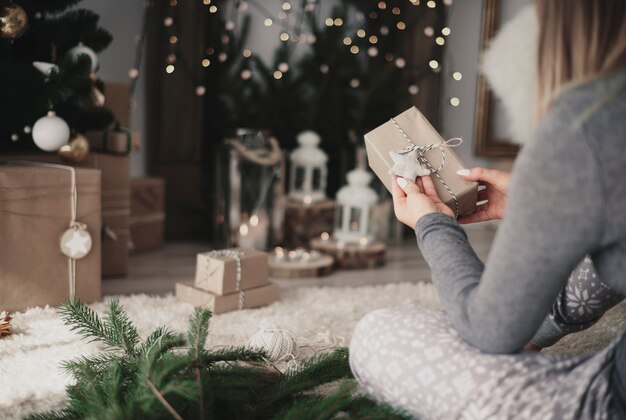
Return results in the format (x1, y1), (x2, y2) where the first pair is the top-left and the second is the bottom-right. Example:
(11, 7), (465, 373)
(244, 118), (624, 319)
(389, 118), (464, 216)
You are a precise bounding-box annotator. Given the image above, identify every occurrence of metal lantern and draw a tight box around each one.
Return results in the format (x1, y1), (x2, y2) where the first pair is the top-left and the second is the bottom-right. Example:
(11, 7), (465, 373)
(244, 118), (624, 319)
(333, 168), (378, 243)
(288, 130), (328, 204)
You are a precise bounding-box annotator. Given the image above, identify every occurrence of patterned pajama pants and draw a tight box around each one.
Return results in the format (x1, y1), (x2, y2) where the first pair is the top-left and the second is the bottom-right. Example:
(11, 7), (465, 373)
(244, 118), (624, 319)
(349, 258), (624, 419)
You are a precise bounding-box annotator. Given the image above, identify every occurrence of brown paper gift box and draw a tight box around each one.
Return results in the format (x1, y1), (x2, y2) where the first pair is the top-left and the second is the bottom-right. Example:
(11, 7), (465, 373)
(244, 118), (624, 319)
(176, 282), (279, 315)
(130, 177), (165, 252)
(364, 107), (478, 217)
(194, 249), (269, 295)
(0, 165), (102, 311)
(4, 152), (131, 277)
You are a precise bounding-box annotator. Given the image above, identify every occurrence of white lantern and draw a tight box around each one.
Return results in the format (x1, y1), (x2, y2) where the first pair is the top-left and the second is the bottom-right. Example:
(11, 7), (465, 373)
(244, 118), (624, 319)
(334, 168), (378, 243)
(289, 131), (328, 204)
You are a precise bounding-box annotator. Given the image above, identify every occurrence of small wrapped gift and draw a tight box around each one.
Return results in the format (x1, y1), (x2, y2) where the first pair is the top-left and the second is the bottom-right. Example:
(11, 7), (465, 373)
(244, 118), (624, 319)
(130, 177), (166, 252)
(0, 163), (102, 311)
(364, 107), (478, 217)
(194, 249), (269, 295)
(176, 282), (279, 315)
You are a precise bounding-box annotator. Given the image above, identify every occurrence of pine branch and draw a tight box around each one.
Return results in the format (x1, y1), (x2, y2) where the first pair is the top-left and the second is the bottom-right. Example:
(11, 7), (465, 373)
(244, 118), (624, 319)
(146, 378), (184, 420)
(59, 299), (110, 346)
(139, 326), (180, 358)
(103, 299), (140, 356)
(199, 347), (267, 365)
(187, 307), (211, 359)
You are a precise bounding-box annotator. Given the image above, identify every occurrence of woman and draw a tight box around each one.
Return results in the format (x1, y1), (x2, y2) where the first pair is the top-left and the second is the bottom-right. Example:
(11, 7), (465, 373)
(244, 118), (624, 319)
(350, 1), (626, 418)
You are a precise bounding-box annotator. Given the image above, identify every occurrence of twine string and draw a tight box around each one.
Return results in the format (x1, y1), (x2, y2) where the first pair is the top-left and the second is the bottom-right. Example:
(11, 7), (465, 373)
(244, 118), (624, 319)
(205, 250), (246, 310)
(6, 161), (80, 299)
(389, 119), (463, 217)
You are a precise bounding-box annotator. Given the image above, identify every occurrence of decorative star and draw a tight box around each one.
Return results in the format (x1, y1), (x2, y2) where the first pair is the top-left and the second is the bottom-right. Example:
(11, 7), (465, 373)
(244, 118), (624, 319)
(61, 229), (92, 259)
(388, 149), (430, 180)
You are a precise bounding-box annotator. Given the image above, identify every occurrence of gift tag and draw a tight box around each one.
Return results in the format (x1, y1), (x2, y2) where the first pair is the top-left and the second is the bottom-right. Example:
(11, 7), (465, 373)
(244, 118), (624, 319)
(60, 224), (93, 259)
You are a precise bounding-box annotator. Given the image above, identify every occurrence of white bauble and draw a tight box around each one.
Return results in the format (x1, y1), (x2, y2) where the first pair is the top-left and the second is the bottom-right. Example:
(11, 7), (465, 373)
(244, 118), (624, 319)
(67, 44), (99, 72)
(32, 111), (70, 152)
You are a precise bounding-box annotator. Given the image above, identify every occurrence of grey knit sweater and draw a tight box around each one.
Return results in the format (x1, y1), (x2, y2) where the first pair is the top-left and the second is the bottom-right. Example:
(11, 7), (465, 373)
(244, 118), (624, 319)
(415, 71), (626, 354)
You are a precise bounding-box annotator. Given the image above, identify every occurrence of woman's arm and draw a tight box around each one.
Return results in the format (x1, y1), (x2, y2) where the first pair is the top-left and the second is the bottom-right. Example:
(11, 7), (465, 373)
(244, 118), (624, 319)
(414, 118), (605, 353)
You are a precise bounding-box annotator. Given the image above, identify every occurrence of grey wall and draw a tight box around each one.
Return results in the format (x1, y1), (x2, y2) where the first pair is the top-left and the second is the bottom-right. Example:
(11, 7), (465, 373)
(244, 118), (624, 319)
(81, 0), (146, 177)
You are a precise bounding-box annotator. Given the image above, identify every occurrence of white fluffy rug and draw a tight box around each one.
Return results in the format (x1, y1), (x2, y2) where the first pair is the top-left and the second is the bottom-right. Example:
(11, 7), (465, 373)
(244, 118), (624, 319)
(2, 282), (625, 419)
(0, 282), (438, 419)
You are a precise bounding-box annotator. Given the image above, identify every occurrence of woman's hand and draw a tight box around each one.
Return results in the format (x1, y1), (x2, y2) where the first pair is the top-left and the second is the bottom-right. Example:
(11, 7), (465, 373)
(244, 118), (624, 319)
(391, 175), (455, 229)
(456, 168), (511, 224)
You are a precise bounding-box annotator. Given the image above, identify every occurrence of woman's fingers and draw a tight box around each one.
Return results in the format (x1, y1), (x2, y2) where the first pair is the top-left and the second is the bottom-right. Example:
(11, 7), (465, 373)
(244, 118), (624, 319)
(457, 167), (502, 184)
(391, 175), (407, 201)
(396, 176), (421, 195)
(420, 175), (440, 200)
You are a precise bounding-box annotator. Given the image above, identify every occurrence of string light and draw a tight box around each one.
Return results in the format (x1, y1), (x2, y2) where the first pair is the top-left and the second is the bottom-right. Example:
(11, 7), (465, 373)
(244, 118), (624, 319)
(396, 21), (406, 30)
(350, 78), (360, 88)
(350, 45), (359, 54)
(243, 49), (252, 58)
(357, 29), (366, 38)
(392, 7), (401, 15)
(282, 2), (291, 11)
(442, 27), (451, 36)
(378, 1), (387, 10)
(278, 11), (287, 19)
(427, 1), (436, 8)
(435, 36), (445, 45)
(395, 57), (406, 68)
(167, 54), (177, 63)
(165, 64), (175, 74)
(218, 52), (227, 62)
(368, 47), (378, 57)
(169, 35), (178, 44)
(320, 64), (329, 74)
(195, 86), (206, 96)
(424, 26), (434, 37)
(209, 5), (217, 13)
(241, 69), (252, 80)
(452, 71), (463, 80)
(369, 35), (378, 44)
(278, 62), (289, 72)
(385, 53), (394, 61)
(202, 0), (210, 4)
(408, 84), (419, 95)
(202, 58), (210, 67)
(450, 97), (460, 106)
(429, 59), (439, 69)
(163, 17), (173, 27)
(264, 18), (273, 26)
(325, 18), (334, 26)
(343, 37), (352, 45)
(225, 20), (235, 30)
(280, 32), (289, 41)
(380, 26), (389, 35)
(129, 68), (139, 79)
(334, 18), (343, 26)
(273, 70), (283, 79)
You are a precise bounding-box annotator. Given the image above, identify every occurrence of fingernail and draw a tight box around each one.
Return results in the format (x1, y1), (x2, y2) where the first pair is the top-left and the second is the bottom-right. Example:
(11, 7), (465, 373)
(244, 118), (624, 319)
(456, 169), (470, 176)
(478, 185), (486, 191)
(397, 177), (408, 189)
(476, 199), (489, 206)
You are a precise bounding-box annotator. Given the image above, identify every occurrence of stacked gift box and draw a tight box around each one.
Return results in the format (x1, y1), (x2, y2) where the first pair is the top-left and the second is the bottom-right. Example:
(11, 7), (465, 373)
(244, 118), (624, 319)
(176, 248), (279, 314)
(130, 177), (166, 252)
(0, 164), (102, 311)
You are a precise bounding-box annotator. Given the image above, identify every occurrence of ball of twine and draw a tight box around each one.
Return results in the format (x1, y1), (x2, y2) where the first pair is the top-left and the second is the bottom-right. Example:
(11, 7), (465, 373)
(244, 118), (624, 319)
(247, 327), (299, 363)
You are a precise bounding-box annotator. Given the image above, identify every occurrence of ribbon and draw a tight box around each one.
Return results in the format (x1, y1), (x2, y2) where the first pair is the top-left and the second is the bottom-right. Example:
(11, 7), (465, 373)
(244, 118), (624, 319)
(6, 161), (84, 299)
(204, 250), (246, 310)
(389, 118), (464, 217)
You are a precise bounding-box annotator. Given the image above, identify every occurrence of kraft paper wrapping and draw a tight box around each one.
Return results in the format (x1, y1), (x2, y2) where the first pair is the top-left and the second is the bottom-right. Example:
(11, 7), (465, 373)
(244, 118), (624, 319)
(364, 107), (478, 217)
(176, 282), (279, 315)
(194, 248), (270, 296)
(0, 165), (102, 311)
(4, 152), (131, 276)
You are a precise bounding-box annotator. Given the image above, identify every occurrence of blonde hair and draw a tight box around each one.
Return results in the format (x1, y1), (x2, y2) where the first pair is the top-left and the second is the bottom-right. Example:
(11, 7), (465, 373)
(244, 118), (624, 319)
(535, 0), (626, 119)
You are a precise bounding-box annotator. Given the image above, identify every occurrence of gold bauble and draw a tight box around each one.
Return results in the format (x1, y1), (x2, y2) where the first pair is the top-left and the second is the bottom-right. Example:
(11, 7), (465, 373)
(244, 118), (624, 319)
(0, 3), (28, 40)
(58, 134), (90, 163)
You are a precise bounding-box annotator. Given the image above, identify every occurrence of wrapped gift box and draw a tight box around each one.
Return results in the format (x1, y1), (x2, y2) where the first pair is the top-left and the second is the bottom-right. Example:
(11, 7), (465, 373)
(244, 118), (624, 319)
(0, 164), (102, 311)
(364, 107), (478, 216)
(176, 282), (279, 315)
(194, 249), (269, 295)
(130, 177), (165, 252)
(4, 152), (131, 277)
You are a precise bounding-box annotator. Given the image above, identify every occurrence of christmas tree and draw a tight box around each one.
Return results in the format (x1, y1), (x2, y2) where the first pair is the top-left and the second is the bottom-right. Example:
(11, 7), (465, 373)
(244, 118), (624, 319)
(0, 0), (114, 152)
(30, 299), (408, 419)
